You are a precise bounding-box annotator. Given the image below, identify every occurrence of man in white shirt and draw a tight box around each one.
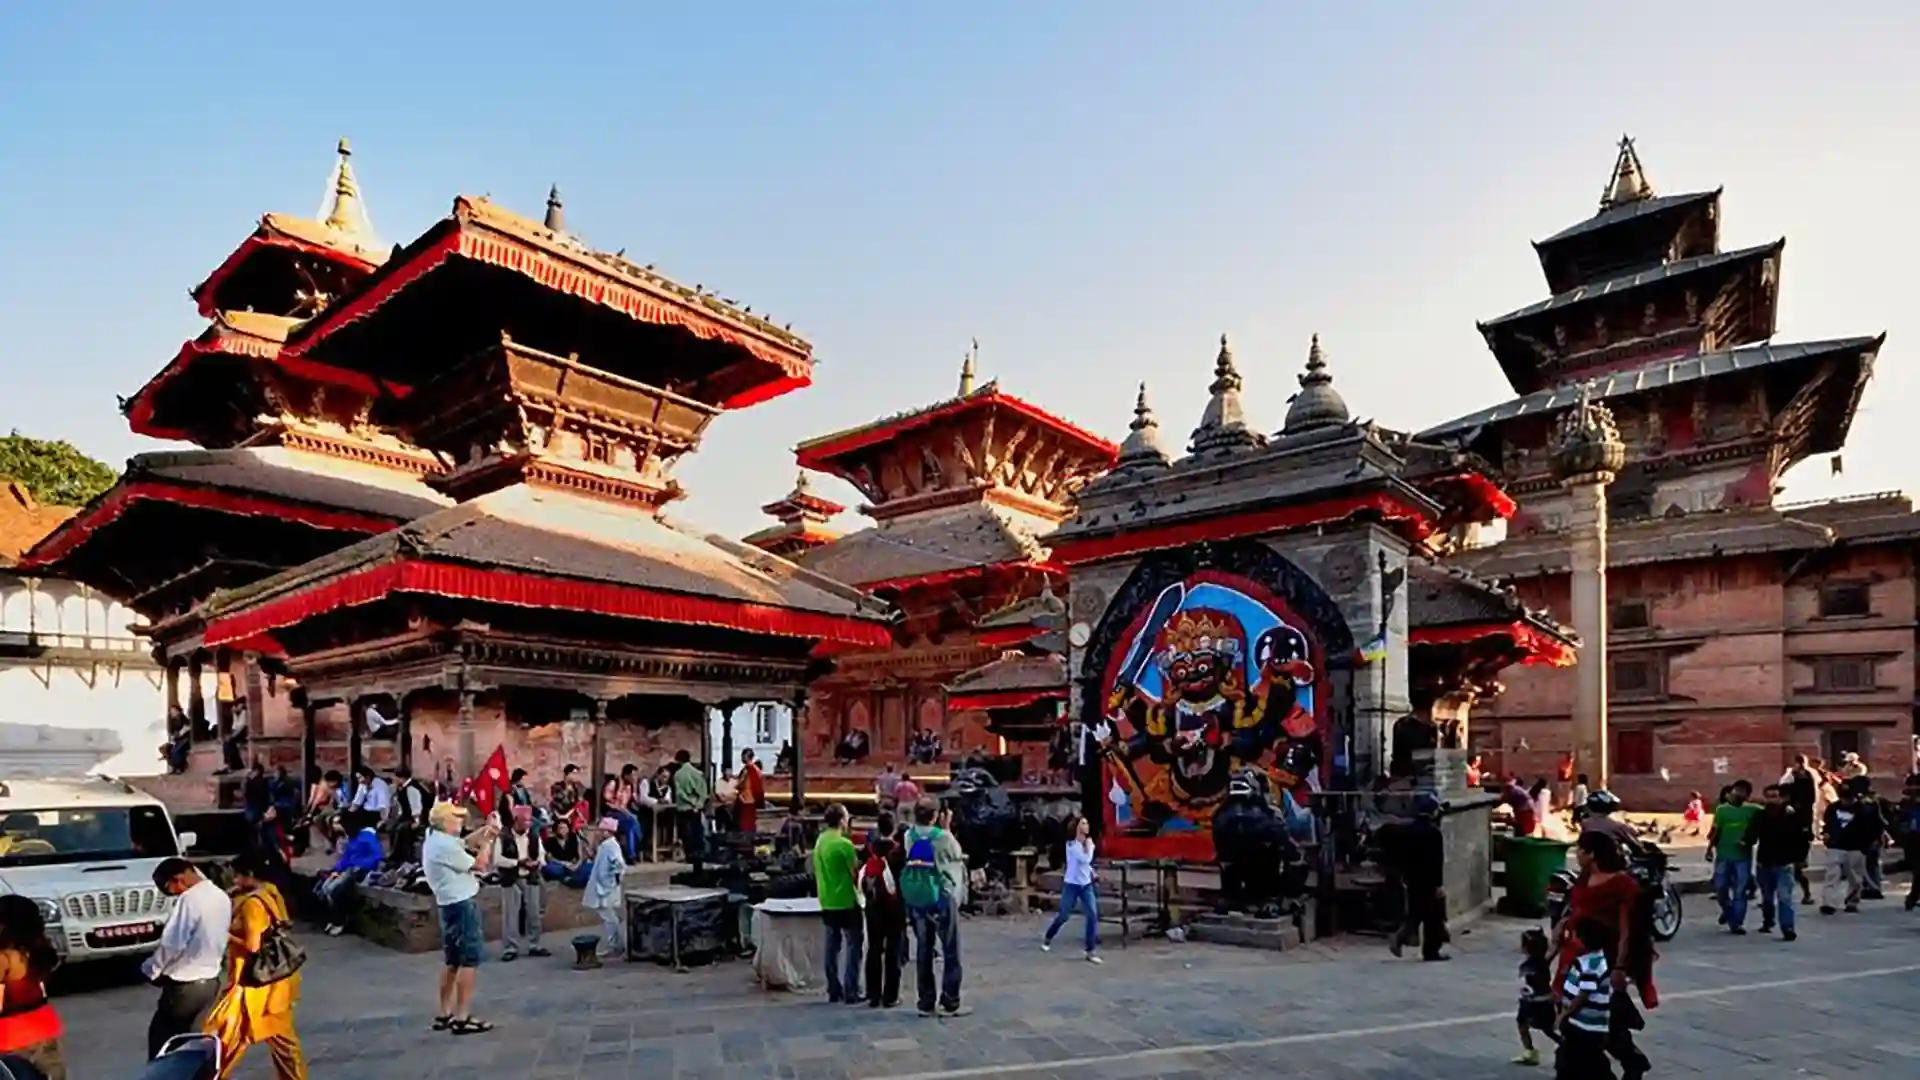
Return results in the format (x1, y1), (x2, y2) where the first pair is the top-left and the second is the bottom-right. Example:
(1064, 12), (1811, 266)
(348, 764), (392, 817)
(423, 801), (497, 1035)
(144, 857), (232, 1060)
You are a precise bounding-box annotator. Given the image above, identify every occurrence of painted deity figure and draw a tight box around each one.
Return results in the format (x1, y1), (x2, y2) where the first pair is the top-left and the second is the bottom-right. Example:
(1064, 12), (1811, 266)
(1103, 606), (1320, 831)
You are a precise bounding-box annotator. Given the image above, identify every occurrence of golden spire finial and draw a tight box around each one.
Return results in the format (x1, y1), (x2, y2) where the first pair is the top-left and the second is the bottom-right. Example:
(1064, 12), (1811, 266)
(959, 338), (978, 395)
(317, 137), (383, 249)
(1599, 134), (1655, 212)
(324, 138), (358, 231)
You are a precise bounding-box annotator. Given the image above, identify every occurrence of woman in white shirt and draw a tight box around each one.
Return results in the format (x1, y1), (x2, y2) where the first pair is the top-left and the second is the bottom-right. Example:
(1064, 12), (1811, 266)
(581, 817), (629, 967)
(1040, 816), (1102, 963)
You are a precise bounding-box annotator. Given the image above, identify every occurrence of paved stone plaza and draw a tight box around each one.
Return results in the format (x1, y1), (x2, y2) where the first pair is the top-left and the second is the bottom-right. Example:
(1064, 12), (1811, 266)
(58, 896), (1920, 1079)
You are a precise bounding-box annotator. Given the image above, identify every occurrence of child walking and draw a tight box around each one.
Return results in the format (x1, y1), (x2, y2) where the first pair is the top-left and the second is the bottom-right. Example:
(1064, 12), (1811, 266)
(1554, 919), (1616, 1079)
(1512, 927), (1559, 1066)
(1682, 791), (1704, 836)
(1041, 816), (1102, 962)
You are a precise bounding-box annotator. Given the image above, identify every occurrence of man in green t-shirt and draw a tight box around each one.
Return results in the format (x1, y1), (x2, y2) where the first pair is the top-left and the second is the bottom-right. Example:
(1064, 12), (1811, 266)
(812, 803), (864, 1003)
(1707, 779), (1762, 933)
(670, 749), (711, 861)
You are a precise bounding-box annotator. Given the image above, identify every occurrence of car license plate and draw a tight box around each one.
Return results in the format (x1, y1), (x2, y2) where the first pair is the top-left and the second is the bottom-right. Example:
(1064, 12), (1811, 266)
(86, 921), (160, 947)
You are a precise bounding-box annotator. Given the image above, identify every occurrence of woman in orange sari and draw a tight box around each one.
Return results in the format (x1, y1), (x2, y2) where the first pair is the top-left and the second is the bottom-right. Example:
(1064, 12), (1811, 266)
(205, 852), (306, 1080)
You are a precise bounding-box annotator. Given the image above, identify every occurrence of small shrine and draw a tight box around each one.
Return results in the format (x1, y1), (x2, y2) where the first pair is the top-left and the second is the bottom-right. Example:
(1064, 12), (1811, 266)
(754, 347), (1116, 782)
(1051, 334), (1573, 917)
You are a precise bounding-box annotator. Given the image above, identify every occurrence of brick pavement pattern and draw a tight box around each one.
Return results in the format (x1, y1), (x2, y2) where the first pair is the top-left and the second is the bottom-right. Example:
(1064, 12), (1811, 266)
(57, 893), (1920, 1079)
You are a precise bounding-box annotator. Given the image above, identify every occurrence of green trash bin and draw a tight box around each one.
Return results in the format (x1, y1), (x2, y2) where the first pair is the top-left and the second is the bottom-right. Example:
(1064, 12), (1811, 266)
(1503, 836), (1573, 917)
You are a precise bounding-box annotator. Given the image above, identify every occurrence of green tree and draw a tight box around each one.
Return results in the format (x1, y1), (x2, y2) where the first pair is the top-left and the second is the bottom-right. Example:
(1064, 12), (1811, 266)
(0, 431), (117, 506)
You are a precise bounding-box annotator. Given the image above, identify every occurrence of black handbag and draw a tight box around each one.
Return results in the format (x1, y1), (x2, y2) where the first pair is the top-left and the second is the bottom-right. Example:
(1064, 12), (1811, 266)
(240, 897), (307, 986)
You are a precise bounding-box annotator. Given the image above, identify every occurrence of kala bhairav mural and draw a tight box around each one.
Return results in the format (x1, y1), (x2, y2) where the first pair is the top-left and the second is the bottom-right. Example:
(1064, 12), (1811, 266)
(1093, 568), (1327, 861)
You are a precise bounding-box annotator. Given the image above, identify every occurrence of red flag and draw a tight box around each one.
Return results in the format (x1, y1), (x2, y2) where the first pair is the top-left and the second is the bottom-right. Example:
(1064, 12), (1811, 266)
(472, 745), (508, 820)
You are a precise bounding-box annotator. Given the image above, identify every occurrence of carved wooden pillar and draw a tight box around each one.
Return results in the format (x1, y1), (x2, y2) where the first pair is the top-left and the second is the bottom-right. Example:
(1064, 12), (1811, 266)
(213, 647), (235, 744)
(720, 703), (736, 772)
(300, 698), (318, 784)
(348, 698), (365, 779)
(397, 696), (413, 774)
(790, 688), (809, 813)
(589, 698), (609, 819)
(187, 654), (206, 741)
(455, 687), (478, 783)
(164, 662), (180, 726)
(700, 699), (713, 783)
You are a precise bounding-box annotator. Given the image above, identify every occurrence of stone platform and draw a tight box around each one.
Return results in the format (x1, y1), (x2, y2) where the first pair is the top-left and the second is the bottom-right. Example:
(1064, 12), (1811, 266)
(290, 854), (689, 954)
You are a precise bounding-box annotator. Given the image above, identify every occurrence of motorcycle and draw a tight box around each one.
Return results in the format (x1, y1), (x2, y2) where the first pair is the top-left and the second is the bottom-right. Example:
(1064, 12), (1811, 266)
(138, 1034), (223, 1080)
(1546, 836), (1682, 943)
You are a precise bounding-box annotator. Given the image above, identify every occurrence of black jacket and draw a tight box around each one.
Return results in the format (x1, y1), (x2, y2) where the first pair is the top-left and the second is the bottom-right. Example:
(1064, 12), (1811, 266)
(1751, 807), (1809, 867)
(1823, 800), (1885, 853)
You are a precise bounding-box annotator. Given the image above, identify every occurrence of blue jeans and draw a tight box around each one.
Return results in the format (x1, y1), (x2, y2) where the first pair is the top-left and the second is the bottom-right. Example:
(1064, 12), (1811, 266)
(821, 908), (864, 1002)
(1757, 863), (1796, 933)
(1045, 882), (1100, 953)
(1714, 855), (1753, 929)
(910, 900), (963, 1012)
(605, 809), (642, 860)
(544, 860), (591, 888)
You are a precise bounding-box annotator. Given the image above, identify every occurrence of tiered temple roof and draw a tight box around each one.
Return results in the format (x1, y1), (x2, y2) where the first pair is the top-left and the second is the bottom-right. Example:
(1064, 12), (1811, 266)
(1426, 137), (1884, 516)
(194, 178), (894, 676)
(781, 348), (1116, 601)
(742, 472), (845, 559)
(23, 142), (446, 622)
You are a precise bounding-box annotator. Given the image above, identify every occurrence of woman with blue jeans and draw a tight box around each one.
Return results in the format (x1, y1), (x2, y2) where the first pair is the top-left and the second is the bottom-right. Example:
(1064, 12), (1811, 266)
(1042, 816), (1102, 962)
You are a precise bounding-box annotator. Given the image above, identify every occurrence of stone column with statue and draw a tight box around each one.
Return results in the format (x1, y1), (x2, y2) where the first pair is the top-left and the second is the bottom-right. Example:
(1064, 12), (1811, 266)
(1547, 383), (1625, 792)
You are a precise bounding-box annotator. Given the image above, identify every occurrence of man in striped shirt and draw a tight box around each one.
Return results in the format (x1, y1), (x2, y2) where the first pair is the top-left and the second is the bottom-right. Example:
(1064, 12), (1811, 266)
(1554, 919), (1615, 1078)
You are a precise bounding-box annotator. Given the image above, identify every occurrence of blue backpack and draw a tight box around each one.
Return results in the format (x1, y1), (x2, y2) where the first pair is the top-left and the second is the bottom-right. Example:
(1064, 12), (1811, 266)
(900, 826), (947, 910)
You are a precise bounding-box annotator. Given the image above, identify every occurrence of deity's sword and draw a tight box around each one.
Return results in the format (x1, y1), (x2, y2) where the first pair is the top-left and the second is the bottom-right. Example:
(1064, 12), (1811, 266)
(1098, 581), (1186, 805)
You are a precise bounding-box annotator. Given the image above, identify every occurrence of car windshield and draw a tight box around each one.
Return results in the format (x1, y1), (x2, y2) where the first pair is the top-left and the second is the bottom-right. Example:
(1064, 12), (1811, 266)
(0, 805), (179, 867)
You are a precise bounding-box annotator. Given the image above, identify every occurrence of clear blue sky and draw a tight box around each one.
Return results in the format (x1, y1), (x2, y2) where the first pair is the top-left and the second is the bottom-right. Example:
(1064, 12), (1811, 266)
(3, 4), (1916, 537)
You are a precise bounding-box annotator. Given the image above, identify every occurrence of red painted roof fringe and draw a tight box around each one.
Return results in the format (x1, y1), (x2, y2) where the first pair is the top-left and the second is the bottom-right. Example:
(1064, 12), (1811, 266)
(203, 559), (894, 649)
(191, 231), (381, 319)
(1426, 471), (1518, 521)
(722, 371), (812, 409)
(859, 559), (1061, 595)
(17, 482), (401, 569)
(1049, 492), (1433, 566)
(127, 332), (412, 441)
(946, 689), (1066, 711)
(286, 216), (811, 406)
(285, 230), (463, 354)
(975, 625), (1042, 648)
(795, 389), (1119, 468)
(1409, 621), (1576, 667)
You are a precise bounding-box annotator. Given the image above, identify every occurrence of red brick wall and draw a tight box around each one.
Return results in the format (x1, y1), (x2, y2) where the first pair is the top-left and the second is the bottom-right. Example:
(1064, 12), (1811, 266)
(1473, 544), (1919, 807)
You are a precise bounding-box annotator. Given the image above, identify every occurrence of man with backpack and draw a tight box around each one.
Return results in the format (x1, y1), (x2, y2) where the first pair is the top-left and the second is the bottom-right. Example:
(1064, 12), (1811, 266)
(902, 797), (970, 1017)
(858, 811), (906, 1007)
(811, 803), (864, 1004)
(387, 766), (435, 866)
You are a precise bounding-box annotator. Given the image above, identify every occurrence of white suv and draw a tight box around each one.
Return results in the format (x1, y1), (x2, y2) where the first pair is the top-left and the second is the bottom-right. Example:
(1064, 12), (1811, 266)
(0, 777), (198, 965)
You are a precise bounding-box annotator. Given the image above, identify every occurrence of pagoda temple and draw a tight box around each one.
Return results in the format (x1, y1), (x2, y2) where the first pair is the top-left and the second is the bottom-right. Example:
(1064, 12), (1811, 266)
(19, 141), (450, 801)
(747, 347), (1118, 779)
(24, 142), (892, 806)
(1427, 138), (1915, 800)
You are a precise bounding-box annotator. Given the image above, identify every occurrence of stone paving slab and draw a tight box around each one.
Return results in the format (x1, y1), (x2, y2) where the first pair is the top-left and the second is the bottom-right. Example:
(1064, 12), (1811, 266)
(50, 881), (1920, 1079)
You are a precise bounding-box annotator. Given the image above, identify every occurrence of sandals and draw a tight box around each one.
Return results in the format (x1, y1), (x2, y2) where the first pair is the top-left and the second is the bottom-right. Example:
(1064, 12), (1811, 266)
(449, 1017), (495, 1036)
(432, 1015), (453, 1031)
